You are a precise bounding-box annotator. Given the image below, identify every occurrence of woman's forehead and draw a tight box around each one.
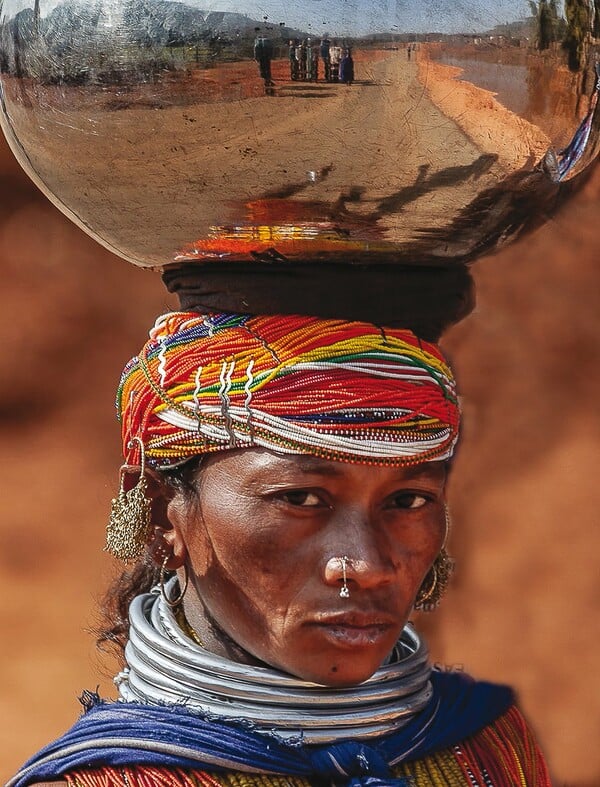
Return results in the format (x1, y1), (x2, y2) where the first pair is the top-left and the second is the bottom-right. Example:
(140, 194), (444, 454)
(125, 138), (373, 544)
(206, 448), (448, 483)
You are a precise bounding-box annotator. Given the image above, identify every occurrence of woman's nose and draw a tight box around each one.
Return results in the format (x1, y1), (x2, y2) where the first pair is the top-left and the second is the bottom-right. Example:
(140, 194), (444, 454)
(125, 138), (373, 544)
(324, 554), (393, 593)
(323, 513), (394, 593)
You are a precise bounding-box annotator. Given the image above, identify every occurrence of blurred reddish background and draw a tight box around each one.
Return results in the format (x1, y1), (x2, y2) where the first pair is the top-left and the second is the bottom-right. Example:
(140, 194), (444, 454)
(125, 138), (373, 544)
(0, 131), (598, 786)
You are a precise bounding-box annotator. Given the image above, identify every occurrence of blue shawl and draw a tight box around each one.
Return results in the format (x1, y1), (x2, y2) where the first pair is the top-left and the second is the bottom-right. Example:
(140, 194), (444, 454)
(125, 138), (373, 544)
(9, 671), (514, 787)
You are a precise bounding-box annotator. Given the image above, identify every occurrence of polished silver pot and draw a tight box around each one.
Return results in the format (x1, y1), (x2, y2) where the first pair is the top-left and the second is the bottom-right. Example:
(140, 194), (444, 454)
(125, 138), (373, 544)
(1, 0), (598, 269)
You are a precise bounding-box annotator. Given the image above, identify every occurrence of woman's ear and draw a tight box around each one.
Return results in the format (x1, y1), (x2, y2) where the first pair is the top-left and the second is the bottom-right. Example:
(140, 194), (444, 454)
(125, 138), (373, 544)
(147, 524), (186, 570)
(163, 492), (195, 569)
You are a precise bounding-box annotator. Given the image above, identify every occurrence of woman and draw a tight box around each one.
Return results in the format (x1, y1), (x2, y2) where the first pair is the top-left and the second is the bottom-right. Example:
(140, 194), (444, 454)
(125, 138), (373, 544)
(339, 50), (354, 86)
(10, 311), (551, 787)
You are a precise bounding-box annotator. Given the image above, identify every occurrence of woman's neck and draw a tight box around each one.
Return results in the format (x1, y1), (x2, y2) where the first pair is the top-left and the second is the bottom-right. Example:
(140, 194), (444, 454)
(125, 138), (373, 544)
(180, 596), (270, 669)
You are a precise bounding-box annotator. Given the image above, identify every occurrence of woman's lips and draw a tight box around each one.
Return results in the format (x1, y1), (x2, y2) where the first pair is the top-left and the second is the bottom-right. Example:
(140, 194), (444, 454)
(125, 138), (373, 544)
(309, 611), (395, 649)
(317, 623), (392, 648)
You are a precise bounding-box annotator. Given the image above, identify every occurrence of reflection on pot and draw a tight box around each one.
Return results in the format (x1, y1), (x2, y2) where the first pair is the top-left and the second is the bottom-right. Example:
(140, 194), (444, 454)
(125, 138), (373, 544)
(1, 0), (599, 269)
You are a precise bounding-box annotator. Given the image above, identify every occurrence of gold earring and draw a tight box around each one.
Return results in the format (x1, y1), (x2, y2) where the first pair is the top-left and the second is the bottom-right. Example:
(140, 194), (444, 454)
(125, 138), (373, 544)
(414, 547), (454, 612)
(105, 436), (152, 562)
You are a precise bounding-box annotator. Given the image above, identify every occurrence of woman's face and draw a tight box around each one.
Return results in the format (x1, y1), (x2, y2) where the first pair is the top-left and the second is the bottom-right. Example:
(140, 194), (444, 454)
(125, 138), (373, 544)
(167, 449), (447, 687)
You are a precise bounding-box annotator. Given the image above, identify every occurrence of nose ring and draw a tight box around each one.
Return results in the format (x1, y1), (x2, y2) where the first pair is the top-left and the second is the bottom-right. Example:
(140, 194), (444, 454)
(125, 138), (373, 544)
(339, 556), (350, 599)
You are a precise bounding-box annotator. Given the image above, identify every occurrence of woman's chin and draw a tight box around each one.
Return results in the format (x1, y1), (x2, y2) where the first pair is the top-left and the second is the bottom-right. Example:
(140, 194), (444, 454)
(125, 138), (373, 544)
(257, 631), (402, 686)
(222, 624), (401, 687)
(312, 669), (377, 688)
(277, 653), (387, 687)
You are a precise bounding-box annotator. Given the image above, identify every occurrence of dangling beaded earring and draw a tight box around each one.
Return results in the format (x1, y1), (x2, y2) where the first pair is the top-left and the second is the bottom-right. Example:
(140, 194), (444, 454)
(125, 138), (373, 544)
(414, 548), (454, 611)
(414, 506), (455, 612)
(105, 436), (152, 562)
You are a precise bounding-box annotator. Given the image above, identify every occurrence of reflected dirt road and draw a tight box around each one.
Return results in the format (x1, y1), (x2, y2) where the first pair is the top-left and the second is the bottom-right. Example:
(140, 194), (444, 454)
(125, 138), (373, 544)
(4, 49), (535, 266)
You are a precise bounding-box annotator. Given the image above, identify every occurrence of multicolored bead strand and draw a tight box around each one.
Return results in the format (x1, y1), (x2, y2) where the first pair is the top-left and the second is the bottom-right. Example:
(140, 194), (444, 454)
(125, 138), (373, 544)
(117, 312), (459, 468)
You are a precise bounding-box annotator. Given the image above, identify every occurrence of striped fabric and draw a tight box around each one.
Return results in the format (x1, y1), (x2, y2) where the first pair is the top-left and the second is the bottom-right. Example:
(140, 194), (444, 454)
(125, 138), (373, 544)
(64, 706), (551, 787)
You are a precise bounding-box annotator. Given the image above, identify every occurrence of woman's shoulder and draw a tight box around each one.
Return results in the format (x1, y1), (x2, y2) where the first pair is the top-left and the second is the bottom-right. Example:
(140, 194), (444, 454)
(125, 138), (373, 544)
(469, 704), (551, 779)
(419, 671), (552, 783)
(468, 705), (550, 772)
(395, 704), (551, 786)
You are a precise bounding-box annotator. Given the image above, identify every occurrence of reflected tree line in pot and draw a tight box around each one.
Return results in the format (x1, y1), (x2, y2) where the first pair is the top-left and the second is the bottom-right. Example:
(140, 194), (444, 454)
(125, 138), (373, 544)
(2, 0), (600, 87)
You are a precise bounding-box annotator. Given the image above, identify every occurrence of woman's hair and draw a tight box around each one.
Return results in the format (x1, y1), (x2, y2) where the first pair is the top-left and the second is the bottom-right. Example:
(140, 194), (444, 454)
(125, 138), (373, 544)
(96, 458), (203, 660)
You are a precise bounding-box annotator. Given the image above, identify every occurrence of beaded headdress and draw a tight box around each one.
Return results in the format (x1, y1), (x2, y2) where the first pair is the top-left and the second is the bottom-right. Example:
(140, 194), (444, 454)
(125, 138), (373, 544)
(117, 311), (459, 468)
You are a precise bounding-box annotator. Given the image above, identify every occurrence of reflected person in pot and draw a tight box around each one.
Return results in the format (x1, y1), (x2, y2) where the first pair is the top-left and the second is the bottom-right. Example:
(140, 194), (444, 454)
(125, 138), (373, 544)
(12, 313), (551, 787)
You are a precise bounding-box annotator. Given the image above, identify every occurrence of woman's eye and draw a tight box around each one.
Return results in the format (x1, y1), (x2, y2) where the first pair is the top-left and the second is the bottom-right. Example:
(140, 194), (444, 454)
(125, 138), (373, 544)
(279, 490), (323, 507)
(391, 493), (430, 509)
